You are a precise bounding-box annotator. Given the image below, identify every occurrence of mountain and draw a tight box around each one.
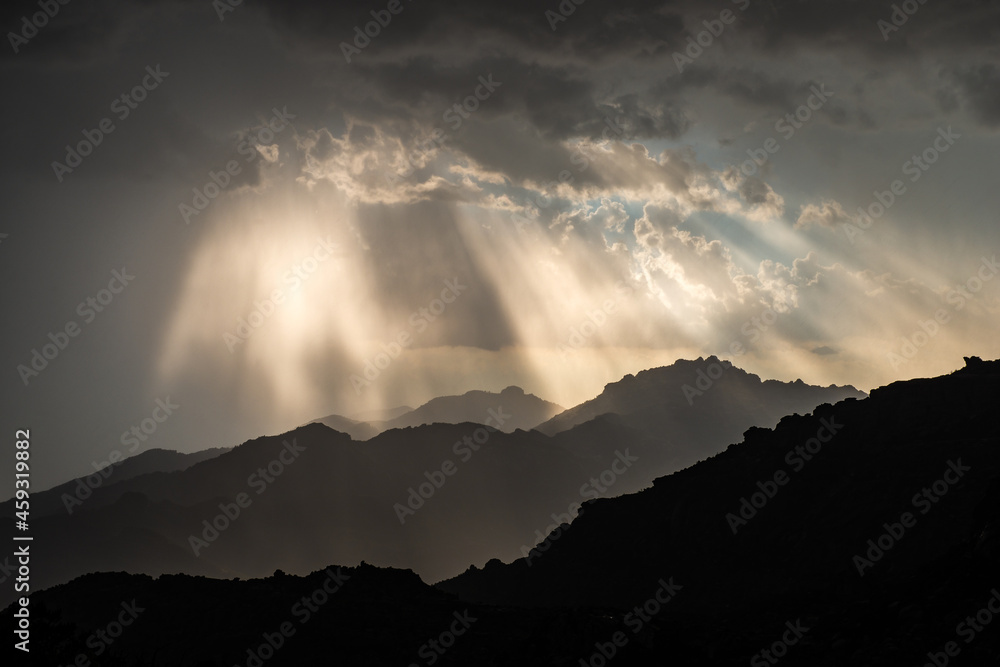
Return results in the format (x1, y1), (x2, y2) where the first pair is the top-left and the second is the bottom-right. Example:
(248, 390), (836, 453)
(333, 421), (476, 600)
(380, 385), (564, 432)
(349, 405), (413, 422)
(533, 357), (865, 501)
(308, 386), (564, 440)
(0, 422), (618, 607)
(536, 355), (865, 439)
(309, 361), (863, 445)
(96, 447), (231, 482)
(8, 358), (999, 665)
(0, 360), (865, 609)
(437, 357), (1000, 662)
(0, 447), (230, 519)
(2, 564), (629, 666)
(304, 412), (379, 441)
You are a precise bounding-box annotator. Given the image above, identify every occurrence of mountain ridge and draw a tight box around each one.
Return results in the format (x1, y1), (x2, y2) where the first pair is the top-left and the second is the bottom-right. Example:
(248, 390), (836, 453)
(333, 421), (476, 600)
(308, 385), (564, 440)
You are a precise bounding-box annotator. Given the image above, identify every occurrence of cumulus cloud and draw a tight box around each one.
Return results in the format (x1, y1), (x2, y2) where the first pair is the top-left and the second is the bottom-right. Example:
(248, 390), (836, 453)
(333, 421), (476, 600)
(795, 199), (855, 229)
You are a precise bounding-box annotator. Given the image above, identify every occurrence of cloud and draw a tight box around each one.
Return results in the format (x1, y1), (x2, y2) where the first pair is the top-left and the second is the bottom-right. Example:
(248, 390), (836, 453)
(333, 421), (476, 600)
(795, 199), (854, 229)
(736, 175), (785, 221)
(950, 63), (1000, 128)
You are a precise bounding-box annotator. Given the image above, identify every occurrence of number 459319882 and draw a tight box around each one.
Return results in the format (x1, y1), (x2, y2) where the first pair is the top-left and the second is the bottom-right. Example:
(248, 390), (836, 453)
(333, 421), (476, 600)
(15, 430), (30, 521)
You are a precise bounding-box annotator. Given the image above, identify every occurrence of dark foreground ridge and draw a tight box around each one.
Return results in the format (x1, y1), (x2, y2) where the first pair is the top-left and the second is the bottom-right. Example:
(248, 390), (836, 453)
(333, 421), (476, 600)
(441, 357), (1000, 663)
(3, 358), (998, 665)
(3, 564), (634, 666)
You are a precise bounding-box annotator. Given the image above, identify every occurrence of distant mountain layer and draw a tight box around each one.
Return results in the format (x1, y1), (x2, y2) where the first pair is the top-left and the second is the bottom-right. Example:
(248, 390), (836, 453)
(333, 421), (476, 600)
(381, 386), (564, 432)
(349, 405), (413, 422)
(1, 447), (230, 518)
(536, 356), (865, 437)
(303, 413), (379, 441)
(308, 385), (564, 439)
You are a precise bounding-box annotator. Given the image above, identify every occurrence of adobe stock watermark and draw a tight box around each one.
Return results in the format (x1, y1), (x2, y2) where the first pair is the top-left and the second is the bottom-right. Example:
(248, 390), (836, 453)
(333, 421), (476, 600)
(522, 449), (639, 565)
(17, 268), (135, 387)
(188, 438), (306, 555)
(920, 588), (1000, 667)
(234, 568), (351, 667)
(842, 126), (960, 243)
(737, 84), (834, 178)
(213, 0), (243, 22)
(350, 277), (467, 394)
(61, 396), (180, 514)
(223, 236), (340, 352)
(558, 279), (634, 359)
(682, 357), (734, 405)
(545, 0), (587, 31)
(878, 0), (929, 41)
(340, 0), (415, 63)
(852, 459), (970, 576)
(726, 416), (843, 535)
(394, 406), (511, 524)
(407, 610), (478, 667)
(750, 620), (810, 666)
(887, 255), (998, 370)
(578, 578), (682, 666)
(51, 66), (170, 182)
(386, 74), (502, 186)
(180, 106), (295, 224)
(682, 301), (792, 405)
(52, 600), (145, 664)
(672, 0), (751, 73)
(7, 0), (71, 53)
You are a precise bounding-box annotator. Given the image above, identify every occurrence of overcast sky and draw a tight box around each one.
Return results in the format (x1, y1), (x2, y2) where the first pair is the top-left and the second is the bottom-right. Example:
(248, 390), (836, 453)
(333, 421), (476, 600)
(2, 0), (999, 492)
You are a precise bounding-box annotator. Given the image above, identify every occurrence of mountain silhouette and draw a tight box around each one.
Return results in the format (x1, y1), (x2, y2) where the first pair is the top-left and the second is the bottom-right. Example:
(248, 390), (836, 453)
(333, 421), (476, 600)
(537, 356), (864, 439)
(7, 359), (998, 665)
(436, 357), (1000, 662)
(4, 563), (635, 666)
(349, 405), (413, 422)
(301, 412), (380, 441)
(0, 360), (864, 610)
(310, 385), (564, 439)
(380, 385), (565, 432)
(0, 447), (229, 518)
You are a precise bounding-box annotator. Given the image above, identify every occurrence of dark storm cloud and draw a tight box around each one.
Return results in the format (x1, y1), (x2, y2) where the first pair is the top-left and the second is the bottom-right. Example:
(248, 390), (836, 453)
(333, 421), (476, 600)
(250, 0), (1000, 156)
(8, 0), (1000, 76)
(739, 0), (1000, 56)
(0, 0), (138, 66)
(950, 63), (1000, 128)
(261, 0), (687, 62)
(0, 60), (270, 187)
(6, 0), (998, 188)
(259, 0), (1000, 65)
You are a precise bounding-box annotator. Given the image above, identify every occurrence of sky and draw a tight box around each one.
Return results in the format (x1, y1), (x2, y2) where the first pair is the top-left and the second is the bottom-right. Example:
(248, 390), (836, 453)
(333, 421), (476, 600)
(2, 0), (999, 492)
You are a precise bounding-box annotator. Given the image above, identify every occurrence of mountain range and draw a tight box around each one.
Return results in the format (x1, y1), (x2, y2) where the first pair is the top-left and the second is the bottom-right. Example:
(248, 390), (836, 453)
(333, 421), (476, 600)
(7, 357), (996, 665)
(0, 358), (862, 609)
(307, 385), (565, 440)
